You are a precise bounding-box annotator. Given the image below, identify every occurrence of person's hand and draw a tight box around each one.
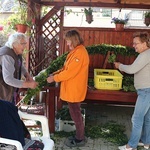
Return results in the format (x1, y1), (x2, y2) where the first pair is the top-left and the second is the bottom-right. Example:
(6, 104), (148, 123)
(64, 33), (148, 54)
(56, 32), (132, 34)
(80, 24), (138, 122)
(24, 73), (34, 82)
(114, 62), (121, 69)
(26, 76), (34, 82)
(22, 81), (38, 89)
(47, 75), (54, 83)
(28, 81), (38, 89)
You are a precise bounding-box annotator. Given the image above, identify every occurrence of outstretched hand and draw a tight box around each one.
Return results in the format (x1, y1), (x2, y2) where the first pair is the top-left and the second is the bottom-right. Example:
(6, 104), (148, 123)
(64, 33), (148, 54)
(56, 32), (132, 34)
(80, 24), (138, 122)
(114, 62), (121, 69)
(47, 75), (54, 83)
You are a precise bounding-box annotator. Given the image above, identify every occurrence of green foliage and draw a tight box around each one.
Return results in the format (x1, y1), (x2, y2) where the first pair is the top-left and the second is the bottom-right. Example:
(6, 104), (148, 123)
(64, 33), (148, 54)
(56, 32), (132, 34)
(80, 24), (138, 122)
(56, 107), (71, 120)
(85, 121), (128, 145)
(144, 11), (150, 18)
(22, 52), (68, 104)
(54, 121), (128, 146)
(122, 75), (136, 92)
(108, 53), (116, 63)
(88, 78), (94, 87)
(56, 107), (85, 121)
(7, 2), (32, 30)
(84, 7), (93, 15)
(86, 44), (138, 56)
(22, 44), (138, 104)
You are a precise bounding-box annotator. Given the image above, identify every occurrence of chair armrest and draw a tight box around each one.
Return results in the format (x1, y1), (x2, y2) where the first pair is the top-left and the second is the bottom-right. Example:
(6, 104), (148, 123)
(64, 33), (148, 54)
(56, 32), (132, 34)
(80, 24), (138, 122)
(18, 110), (50, 138)
(0, 137), (23, 150)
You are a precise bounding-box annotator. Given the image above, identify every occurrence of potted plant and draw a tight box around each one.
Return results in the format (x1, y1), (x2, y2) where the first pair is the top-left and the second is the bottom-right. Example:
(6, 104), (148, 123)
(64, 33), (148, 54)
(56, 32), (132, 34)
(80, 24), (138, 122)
(144, 11), (150, 26)
(56, 106), (85, 132)
(7, 2), (32, 33)
(84, 7), (93, 24)
(111, 17), (128, 31)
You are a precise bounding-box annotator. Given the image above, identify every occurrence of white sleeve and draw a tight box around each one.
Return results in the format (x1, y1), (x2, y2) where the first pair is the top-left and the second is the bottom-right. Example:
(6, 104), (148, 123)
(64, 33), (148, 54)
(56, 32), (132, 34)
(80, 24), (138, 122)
(2, 55), (23, 88)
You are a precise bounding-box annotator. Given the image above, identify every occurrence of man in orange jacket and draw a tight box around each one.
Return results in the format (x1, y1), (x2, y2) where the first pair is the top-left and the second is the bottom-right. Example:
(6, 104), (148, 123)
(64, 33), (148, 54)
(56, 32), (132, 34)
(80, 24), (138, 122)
(47, 29), (89, 147)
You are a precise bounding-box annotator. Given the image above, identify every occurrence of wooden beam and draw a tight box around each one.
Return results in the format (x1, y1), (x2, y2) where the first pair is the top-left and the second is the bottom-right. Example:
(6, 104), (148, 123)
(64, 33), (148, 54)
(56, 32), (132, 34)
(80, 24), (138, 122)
(37, 2), (150, 9)
(40, 5), (62, 25)
(114, 0), (121, 4)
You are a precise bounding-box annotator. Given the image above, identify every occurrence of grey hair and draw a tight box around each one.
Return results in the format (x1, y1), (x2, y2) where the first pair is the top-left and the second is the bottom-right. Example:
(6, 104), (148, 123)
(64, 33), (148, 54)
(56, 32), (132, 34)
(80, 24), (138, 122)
(5, 32), (27, 49)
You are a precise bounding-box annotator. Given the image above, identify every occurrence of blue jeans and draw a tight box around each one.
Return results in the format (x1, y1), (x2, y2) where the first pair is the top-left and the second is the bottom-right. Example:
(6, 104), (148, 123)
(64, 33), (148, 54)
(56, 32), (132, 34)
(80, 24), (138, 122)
(128, 88), (150, 148)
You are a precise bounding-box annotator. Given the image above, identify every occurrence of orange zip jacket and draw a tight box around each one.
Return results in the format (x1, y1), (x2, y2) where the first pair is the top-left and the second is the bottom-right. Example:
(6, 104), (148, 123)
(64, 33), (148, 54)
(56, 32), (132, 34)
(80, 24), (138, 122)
(54, 45), (89, 103)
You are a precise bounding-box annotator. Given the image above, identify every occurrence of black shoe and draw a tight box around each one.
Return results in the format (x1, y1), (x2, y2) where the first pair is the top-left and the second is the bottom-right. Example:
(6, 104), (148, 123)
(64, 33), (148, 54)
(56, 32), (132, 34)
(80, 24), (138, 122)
(65, 139), (86, 147)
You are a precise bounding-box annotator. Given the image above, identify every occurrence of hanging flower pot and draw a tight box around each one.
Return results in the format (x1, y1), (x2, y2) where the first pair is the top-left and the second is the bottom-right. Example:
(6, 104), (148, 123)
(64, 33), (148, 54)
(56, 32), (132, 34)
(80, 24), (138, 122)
(144, 17), (150, 26)
(144, 11), (150, 26)
(111, 17), (128, 31)
(86, 14), (93, 24)
(115, 23), (124, 31)
(16, 24), (28, 33)
(84, 7), (93, 24)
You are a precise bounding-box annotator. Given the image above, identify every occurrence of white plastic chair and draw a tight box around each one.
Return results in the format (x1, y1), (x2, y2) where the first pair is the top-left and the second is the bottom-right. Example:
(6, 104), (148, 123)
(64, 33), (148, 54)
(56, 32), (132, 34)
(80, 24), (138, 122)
(0, 110), (55, 150)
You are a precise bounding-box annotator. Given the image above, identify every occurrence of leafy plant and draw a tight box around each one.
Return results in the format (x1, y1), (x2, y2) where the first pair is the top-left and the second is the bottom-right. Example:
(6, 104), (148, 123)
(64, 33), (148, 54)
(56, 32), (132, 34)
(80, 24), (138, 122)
(21, 52), (68, 104)
(122, 75), (136, 92)
(21, 44), (138, 104)
(111, 17), (128, 24)
(56, 106), (85, 121)
(54, 121), (128, 146)
(86, 44), (138, 56)
(108, 53), (116, 63)
(7, 1), (32, 30)
(56, 107), (71, 120)
(84, 7), (93, 15)
(88, 78), (94, 87)
(144, 11), (150, 26)
(144, 11), (150, 18)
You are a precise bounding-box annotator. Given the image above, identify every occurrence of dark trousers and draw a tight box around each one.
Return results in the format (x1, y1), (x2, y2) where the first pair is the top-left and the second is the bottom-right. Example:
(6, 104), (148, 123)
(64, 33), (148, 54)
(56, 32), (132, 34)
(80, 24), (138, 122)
(68, 102), (85, 140)
(0, 100), (25, 146)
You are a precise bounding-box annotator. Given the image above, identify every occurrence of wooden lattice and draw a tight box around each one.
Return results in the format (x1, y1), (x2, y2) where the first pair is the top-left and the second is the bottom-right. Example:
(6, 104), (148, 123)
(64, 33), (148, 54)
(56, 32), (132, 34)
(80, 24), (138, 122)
(29, 7), (62, 76)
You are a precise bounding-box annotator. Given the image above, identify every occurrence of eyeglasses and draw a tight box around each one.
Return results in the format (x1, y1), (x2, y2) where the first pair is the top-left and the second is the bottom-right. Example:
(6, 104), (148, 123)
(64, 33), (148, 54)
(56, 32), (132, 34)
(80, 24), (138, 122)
(20, 42), (27, 46)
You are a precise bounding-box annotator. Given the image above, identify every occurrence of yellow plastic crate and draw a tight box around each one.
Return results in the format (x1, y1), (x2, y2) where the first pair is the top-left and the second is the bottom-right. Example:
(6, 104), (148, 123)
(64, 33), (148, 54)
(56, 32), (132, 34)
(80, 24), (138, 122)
(94, 69), (123, 90)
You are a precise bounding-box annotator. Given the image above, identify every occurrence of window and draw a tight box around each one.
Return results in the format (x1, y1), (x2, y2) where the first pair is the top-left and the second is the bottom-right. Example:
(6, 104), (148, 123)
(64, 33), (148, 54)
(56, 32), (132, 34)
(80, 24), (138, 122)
(64, 7), (148, 29)
(102, 9), (112, 17)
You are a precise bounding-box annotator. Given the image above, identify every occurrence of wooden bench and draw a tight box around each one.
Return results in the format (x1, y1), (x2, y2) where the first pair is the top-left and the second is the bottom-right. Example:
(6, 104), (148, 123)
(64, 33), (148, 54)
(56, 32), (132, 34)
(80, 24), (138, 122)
(44, 86), (137, 133)
(86, 88), (137, 104)
(86, 52), (137, 104)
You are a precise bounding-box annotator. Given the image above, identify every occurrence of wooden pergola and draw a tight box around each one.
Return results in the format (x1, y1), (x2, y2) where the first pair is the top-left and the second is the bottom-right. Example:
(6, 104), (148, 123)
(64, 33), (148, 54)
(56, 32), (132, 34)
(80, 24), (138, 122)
(24, 0), (150, 76)
(20, 0), (150, 133)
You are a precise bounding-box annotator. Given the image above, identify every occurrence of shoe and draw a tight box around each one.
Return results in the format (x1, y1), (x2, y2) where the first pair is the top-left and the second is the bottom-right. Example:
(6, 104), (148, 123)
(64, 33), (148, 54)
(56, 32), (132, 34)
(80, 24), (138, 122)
(68, 136), (75, 140)
(118, 145), (137, 150)
(138, 142), (144, 146)
(65, 138), (87, 147)
(137, 142), (149, 149)
(68, 136), (88, 142)
(144, 145), (149, 149)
